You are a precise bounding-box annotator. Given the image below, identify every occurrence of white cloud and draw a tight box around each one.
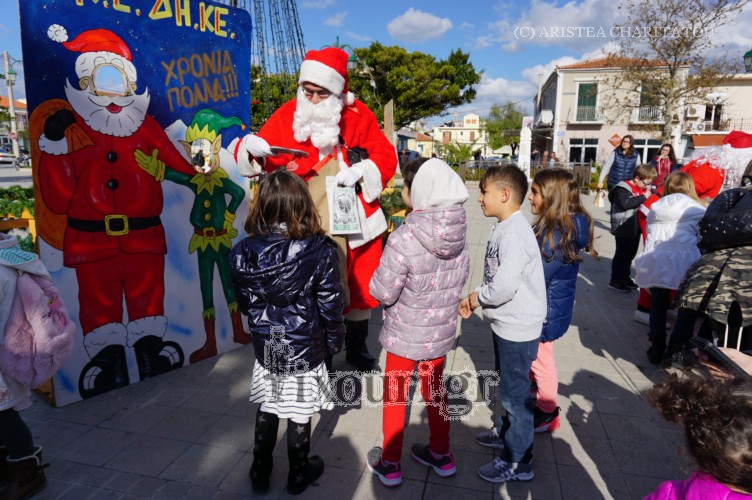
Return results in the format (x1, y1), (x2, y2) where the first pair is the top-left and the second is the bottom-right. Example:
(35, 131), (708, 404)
(346, 32), (373, 43)
(387, 8), (452, 43)
(434, 74), (538, 122)
(300, 0), (336, 9)
(459, 22), (474, 31)
(324, 12), (347, 27)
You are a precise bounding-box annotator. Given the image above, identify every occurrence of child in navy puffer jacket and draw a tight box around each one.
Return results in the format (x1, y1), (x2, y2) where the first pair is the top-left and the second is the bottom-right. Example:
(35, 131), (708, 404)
(366, 158), (469, 487)
(230, 170), (345, 495)
(527, 169), (599, 433)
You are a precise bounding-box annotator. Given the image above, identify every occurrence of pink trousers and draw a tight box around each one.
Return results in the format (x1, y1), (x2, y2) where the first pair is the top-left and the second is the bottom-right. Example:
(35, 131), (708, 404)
(530, 340), (558, 413)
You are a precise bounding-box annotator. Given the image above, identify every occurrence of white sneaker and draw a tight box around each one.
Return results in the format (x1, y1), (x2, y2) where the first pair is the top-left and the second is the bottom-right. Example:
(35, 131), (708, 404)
(634, 310), (650, 325)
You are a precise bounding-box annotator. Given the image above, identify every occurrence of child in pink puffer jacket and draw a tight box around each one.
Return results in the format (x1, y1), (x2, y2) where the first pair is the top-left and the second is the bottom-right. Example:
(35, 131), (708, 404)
(366, 158), (469, 488)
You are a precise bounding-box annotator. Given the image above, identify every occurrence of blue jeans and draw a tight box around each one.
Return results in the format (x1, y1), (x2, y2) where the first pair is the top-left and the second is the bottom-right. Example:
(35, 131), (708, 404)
(495, 334), (539, 464)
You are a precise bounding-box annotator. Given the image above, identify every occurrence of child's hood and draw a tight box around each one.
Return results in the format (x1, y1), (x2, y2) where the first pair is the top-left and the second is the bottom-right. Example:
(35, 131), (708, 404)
(230, 233), (327, 307)
(410, 158), (469, 210)
(649, 193), (706, 223)
(0, 234), (50, 278)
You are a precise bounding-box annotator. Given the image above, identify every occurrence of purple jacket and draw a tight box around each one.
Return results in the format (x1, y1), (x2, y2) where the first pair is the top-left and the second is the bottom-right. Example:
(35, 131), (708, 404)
(645, 472), (751, 499)
(369, 204), (469, 361)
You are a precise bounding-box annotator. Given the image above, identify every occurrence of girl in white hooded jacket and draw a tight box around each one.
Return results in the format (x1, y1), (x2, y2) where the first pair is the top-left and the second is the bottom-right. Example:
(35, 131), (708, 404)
(635, 172), (707, 364)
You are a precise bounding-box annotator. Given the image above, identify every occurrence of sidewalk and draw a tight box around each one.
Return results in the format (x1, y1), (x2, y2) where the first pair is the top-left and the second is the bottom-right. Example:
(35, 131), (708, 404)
(22, 185), (686, 499)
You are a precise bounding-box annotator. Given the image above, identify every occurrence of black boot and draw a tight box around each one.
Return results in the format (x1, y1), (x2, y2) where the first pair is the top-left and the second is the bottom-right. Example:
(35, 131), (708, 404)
(646, 338), (666, 365)
(78, 345), (130, 399)
(286, 421), (324, 495)
(345, 319), (377, 371)
(249, 409), (279, 493)
(133, 336), (184, 380)
(0, 446), (48, 500)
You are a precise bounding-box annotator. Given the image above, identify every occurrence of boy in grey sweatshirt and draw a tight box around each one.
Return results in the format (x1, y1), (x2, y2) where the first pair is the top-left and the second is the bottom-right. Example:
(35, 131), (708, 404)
(459, 165), (546, 483)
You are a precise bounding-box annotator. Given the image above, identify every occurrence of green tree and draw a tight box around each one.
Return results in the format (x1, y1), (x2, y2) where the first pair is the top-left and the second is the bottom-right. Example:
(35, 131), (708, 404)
(442, 140), (481, 166)
(484, 102), (523, 155)
(250, 65), (297, 131)
(0, 108), (10, 131)
(347, 43), (481, 129)
(603, 0), (748, 142)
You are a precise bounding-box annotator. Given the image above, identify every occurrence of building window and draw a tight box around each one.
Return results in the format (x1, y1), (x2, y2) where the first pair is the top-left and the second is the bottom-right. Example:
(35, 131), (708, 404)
(638, 81), (662, 121)
(704, 103), (724, 130)
(470, 131), (475, 141)
(576, 83), (597, 121)
(442, 131), (451, 144)
(633, 138), (662, 163)
(569, 138), (598, 163)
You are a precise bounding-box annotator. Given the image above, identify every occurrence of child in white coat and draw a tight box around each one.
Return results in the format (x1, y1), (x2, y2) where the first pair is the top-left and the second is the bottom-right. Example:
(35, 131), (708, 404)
(634, 172), (706, 363)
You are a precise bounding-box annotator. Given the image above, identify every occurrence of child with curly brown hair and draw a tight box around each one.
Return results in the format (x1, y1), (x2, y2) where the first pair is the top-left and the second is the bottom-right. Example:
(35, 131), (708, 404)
(646, 375), (752, 498)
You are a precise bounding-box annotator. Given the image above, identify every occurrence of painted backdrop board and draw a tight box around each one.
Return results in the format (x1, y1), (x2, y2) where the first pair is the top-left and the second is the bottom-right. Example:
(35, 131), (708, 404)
(19, 0), (252, 406)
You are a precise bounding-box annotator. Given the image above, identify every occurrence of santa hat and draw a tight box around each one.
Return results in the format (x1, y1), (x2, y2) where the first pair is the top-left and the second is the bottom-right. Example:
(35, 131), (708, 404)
(679, 161), (725, 199)
(298, 48), (354, 104)
(723, 130), (752, 149)
(47, 24), (136, 80)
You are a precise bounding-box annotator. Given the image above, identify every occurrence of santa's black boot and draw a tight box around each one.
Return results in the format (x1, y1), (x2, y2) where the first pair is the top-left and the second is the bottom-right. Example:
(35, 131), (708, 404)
(344, 319), (377, 371)
(249, 409), (279, 493)
(133, 336), (184, 380)
(78, 345), (130, 399)
(286, 421), (324, 495)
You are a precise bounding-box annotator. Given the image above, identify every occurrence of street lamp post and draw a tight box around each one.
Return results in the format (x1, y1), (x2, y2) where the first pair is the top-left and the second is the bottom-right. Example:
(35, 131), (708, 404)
(3, 51), (21, 158)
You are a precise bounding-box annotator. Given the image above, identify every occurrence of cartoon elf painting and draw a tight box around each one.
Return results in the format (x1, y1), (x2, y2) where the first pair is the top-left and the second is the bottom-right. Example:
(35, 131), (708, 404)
(135, 109), (250, 363)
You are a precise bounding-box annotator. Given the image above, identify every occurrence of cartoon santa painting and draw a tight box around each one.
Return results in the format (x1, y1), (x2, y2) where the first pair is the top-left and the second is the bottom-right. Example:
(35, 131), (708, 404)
(36, 25), (197, 398)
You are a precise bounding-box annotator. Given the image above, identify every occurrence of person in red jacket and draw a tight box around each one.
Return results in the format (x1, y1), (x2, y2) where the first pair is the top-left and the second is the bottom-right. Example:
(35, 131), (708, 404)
(233, 48), (398, 371)
(37, 26), (196, 398)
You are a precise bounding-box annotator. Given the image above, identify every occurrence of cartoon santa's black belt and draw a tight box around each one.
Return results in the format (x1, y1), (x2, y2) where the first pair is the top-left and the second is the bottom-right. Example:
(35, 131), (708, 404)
(193, 227), (227, 239)
(67, 215), (161, 236)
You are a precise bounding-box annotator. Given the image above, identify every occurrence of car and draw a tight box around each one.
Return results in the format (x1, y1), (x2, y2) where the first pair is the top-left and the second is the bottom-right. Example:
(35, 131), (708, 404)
(398, 149), (422, 166)
(0, 150), (16, 164)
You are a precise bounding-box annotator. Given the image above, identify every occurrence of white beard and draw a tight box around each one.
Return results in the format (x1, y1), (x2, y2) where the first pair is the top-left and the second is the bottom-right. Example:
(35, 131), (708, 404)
(292, 87), (343, 150)
(64, 80), (150, 137)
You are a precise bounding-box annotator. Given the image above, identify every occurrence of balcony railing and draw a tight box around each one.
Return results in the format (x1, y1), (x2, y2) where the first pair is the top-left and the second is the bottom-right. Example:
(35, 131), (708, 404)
(575, 106), (597, 122)
(631, 106), (664, 123)
(684, 118), (752, 133)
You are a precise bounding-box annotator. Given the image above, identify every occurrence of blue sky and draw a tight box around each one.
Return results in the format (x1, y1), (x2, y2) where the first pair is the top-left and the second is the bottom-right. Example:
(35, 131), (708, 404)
(2, 0), (752, 125)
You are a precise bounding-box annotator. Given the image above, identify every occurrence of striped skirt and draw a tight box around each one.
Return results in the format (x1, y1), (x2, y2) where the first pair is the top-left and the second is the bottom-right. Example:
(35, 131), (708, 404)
(249, 361), (334, 420)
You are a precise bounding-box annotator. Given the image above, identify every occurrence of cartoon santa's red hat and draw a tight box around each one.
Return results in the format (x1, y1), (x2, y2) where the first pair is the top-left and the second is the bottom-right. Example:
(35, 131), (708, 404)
(298, 48), (354, 104)
(47, 24), (136, 80)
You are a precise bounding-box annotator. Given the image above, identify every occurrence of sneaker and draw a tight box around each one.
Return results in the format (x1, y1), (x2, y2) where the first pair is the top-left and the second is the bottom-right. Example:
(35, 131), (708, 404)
(410, 444), (456, 477)
(608, 280), (631, 293)
(366, 447), (402, 487)
(625, 277), (639, 289)
(475, 427), (504, 449)
(478, 458), (534, 483)
(534, 407), (561, 433)
(633, 309), (650, 325)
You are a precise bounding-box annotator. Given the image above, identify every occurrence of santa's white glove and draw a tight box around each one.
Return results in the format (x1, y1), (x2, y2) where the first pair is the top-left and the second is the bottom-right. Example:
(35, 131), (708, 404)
(243, 134), (272, 158)
(336, 166), (363, 187)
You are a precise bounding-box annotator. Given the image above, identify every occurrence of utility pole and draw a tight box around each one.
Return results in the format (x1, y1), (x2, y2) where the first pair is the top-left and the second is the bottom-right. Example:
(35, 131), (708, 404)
(3, 51), (19, 157)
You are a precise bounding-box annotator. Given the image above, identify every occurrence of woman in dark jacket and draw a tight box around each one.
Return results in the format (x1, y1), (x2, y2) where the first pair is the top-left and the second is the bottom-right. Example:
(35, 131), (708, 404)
(230, 170), (345, 495)
(598, 135), (640, 191)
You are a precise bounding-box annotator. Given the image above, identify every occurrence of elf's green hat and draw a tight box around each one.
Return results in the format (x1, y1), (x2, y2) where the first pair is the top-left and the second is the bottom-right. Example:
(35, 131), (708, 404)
(186, 109), (244, 143)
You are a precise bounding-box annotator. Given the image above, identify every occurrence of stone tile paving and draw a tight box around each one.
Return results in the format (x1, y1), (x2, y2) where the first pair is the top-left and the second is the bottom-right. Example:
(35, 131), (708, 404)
(22, 186), (690, 499)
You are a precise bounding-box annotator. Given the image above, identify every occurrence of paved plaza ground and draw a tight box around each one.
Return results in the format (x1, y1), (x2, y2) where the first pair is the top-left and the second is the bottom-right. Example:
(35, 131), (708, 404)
(9, 175), (691, 499)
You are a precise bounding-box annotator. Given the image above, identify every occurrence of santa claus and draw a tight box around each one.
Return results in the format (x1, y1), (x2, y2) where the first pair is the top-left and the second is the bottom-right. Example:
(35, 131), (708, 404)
(37, 25), (196, 398)
(234, 47), (398, 371)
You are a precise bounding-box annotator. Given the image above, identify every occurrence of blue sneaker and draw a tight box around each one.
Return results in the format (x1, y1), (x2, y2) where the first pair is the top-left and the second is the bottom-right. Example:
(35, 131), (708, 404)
(478, 458), (534, 483)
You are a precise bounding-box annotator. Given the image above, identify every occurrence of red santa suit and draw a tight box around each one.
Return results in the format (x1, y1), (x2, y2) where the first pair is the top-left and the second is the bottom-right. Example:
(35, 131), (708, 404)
(39, 112), (194, 334)
(238, 98), (397, 310)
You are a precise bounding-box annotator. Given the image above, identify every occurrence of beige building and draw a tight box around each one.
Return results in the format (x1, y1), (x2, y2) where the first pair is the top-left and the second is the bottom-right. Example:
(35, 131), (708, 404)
(533, 57), (752, 166)
(682, 74), (752, 151)
(432, 113), (492, 158)
(533, 57), (686, 166)
(0, 95), (28, 151)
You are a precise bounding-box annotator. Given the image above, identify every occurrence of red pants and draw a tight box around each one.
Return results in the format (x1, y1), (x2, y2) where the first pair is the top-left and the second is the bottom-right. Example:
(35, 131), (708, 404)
(382, 352), (450, 462)
(346, 238), (381, 312)
(530, 340), (558, 413)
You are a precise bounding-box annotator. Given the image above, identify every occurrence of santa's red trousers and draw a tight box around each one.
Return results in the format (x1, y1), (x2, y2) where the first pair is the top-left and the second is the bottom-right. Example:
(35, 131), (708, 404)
(381, 352), (450, 462)
(346, 237), (381, 311)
